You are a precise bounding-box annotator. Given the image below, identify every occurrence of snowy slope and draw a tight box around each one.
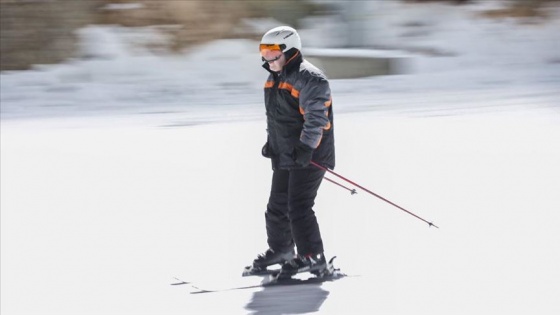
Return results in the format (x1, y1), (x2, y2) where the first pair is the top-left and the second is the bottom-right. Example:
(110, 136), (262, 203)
(2, 1), (560, 314)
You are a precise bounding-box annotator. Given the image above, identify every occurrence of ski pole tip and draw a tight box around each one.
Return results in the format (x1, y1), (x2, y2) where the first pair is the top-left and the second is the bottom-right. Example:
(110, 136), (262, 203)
(428, 222), (439, 229)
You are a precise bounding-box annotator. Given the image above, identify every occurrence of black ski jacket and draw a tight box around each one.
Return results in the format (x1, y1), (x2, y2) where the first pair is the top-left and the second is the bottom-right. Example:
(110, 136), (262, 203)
(262, 50), (335, 170)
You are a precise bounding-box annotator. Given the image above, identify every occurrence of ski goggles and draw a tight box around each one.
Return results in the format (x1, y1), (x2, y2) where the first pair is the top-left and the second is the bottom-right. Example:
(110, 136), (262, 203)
(261, 53), (283, 63)
(260, 44), (286, 62)
(259, 43), (286, 53)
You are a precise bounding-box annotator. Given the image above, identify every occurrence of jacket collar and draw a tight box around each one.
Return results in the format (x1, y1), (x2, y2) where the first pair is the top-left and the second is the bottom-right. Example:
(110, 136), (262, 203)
(262, 49), (303, 77)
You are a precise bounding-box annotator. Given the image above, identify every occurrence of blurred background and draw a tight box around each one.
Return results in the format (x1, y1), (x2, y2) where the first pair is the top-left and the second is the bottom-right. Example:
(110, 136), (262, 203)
(1, 0), (558, 121)
(2, 2), (560, 315)
(1, 0), (557, 71)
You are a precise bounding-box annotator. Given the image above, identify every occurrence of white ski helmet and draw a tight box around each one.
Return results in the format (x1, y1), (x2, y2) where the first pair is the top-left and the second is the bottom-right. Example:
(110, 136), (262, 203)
(260, 26), (301, 53)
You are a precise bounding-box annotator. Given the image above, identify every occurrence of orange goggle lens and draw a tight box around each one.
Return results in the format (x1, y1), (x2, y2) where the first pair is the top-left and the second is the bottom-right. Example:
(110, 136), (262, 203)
(259, 43), (286, 53)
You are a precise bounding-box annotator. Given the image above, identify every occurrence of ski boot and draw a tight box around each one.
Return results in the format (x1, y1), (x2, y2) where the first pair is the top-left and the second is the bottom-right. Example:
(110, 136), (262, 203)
(277, 253), (328, 279)
(242, 248), (295, 276)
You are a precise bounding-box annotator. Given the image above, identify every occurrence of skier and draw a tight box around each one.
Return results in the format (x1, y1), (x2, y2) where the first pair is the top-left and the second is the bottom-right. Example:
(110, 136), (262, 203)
(250, 26), (335, 277)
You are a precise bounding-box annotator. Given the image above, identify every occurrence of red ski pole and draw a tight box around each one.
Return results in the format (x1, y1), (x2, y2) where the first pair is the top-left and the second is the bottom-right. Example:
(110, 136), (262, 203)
(311, 161), (439, 228)
(324, 176), (357, 195)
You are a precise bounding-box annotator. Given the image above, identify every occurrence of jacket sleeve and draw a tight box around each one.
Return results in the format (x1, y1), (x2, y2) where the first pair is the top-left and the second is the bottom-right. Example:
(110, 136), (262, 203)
(298, 76), (332, 149)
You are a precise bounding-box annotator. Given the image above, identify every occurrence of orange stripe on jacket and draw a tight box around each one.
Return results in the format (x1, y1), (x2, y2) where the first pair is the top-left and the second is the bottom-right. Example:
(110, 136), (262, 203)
(286, 51), (300, 66)
(278, 82), (300, 98)
(278, 82), (292, 90)
(265, 81), (299, 98)
(323, 97), (332, 130)
(298, 107), (332, 131)
(291, 89), (300, 98)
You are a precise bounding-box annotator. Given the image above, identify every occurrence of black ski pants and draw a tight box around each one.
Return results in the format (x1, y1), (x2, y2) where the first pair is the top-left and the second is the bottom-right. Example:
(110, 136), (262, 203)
(265, 166), (326, 256)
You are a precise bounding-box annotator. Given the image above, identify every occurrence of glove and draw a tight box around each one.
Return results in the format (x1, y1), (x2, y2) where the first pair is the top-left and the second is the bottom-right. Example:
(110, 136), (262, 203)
(261, 142), (271, 158)
(292, 142), (314, 167)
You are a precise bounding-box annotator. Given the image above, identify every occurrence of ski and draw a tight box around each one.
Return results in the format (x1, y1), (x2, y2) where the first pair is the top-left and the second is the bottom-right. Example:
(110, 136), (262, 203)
(172, 256), (346, 294)
(242, 265), (281, 277)
(183, 269), (347, 294)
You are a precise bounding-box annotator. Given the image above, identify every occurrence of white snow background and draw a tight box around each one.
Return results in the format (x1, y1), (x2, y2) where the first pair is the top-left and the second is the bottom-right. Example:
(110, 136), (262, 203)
(2, 1), (560, 314)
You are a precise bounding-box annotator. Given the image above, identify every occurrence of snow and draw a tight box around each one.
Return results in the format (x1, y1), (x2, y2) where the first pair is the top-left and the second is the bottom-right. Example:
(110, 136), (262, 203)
(2, 1), (560, 314)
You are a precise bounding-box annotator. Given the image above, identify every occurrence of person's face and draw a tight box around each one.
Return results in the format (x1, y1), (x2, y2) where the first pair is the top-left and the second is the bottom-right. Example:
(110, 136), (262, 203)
(260, 45), (286, 72)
